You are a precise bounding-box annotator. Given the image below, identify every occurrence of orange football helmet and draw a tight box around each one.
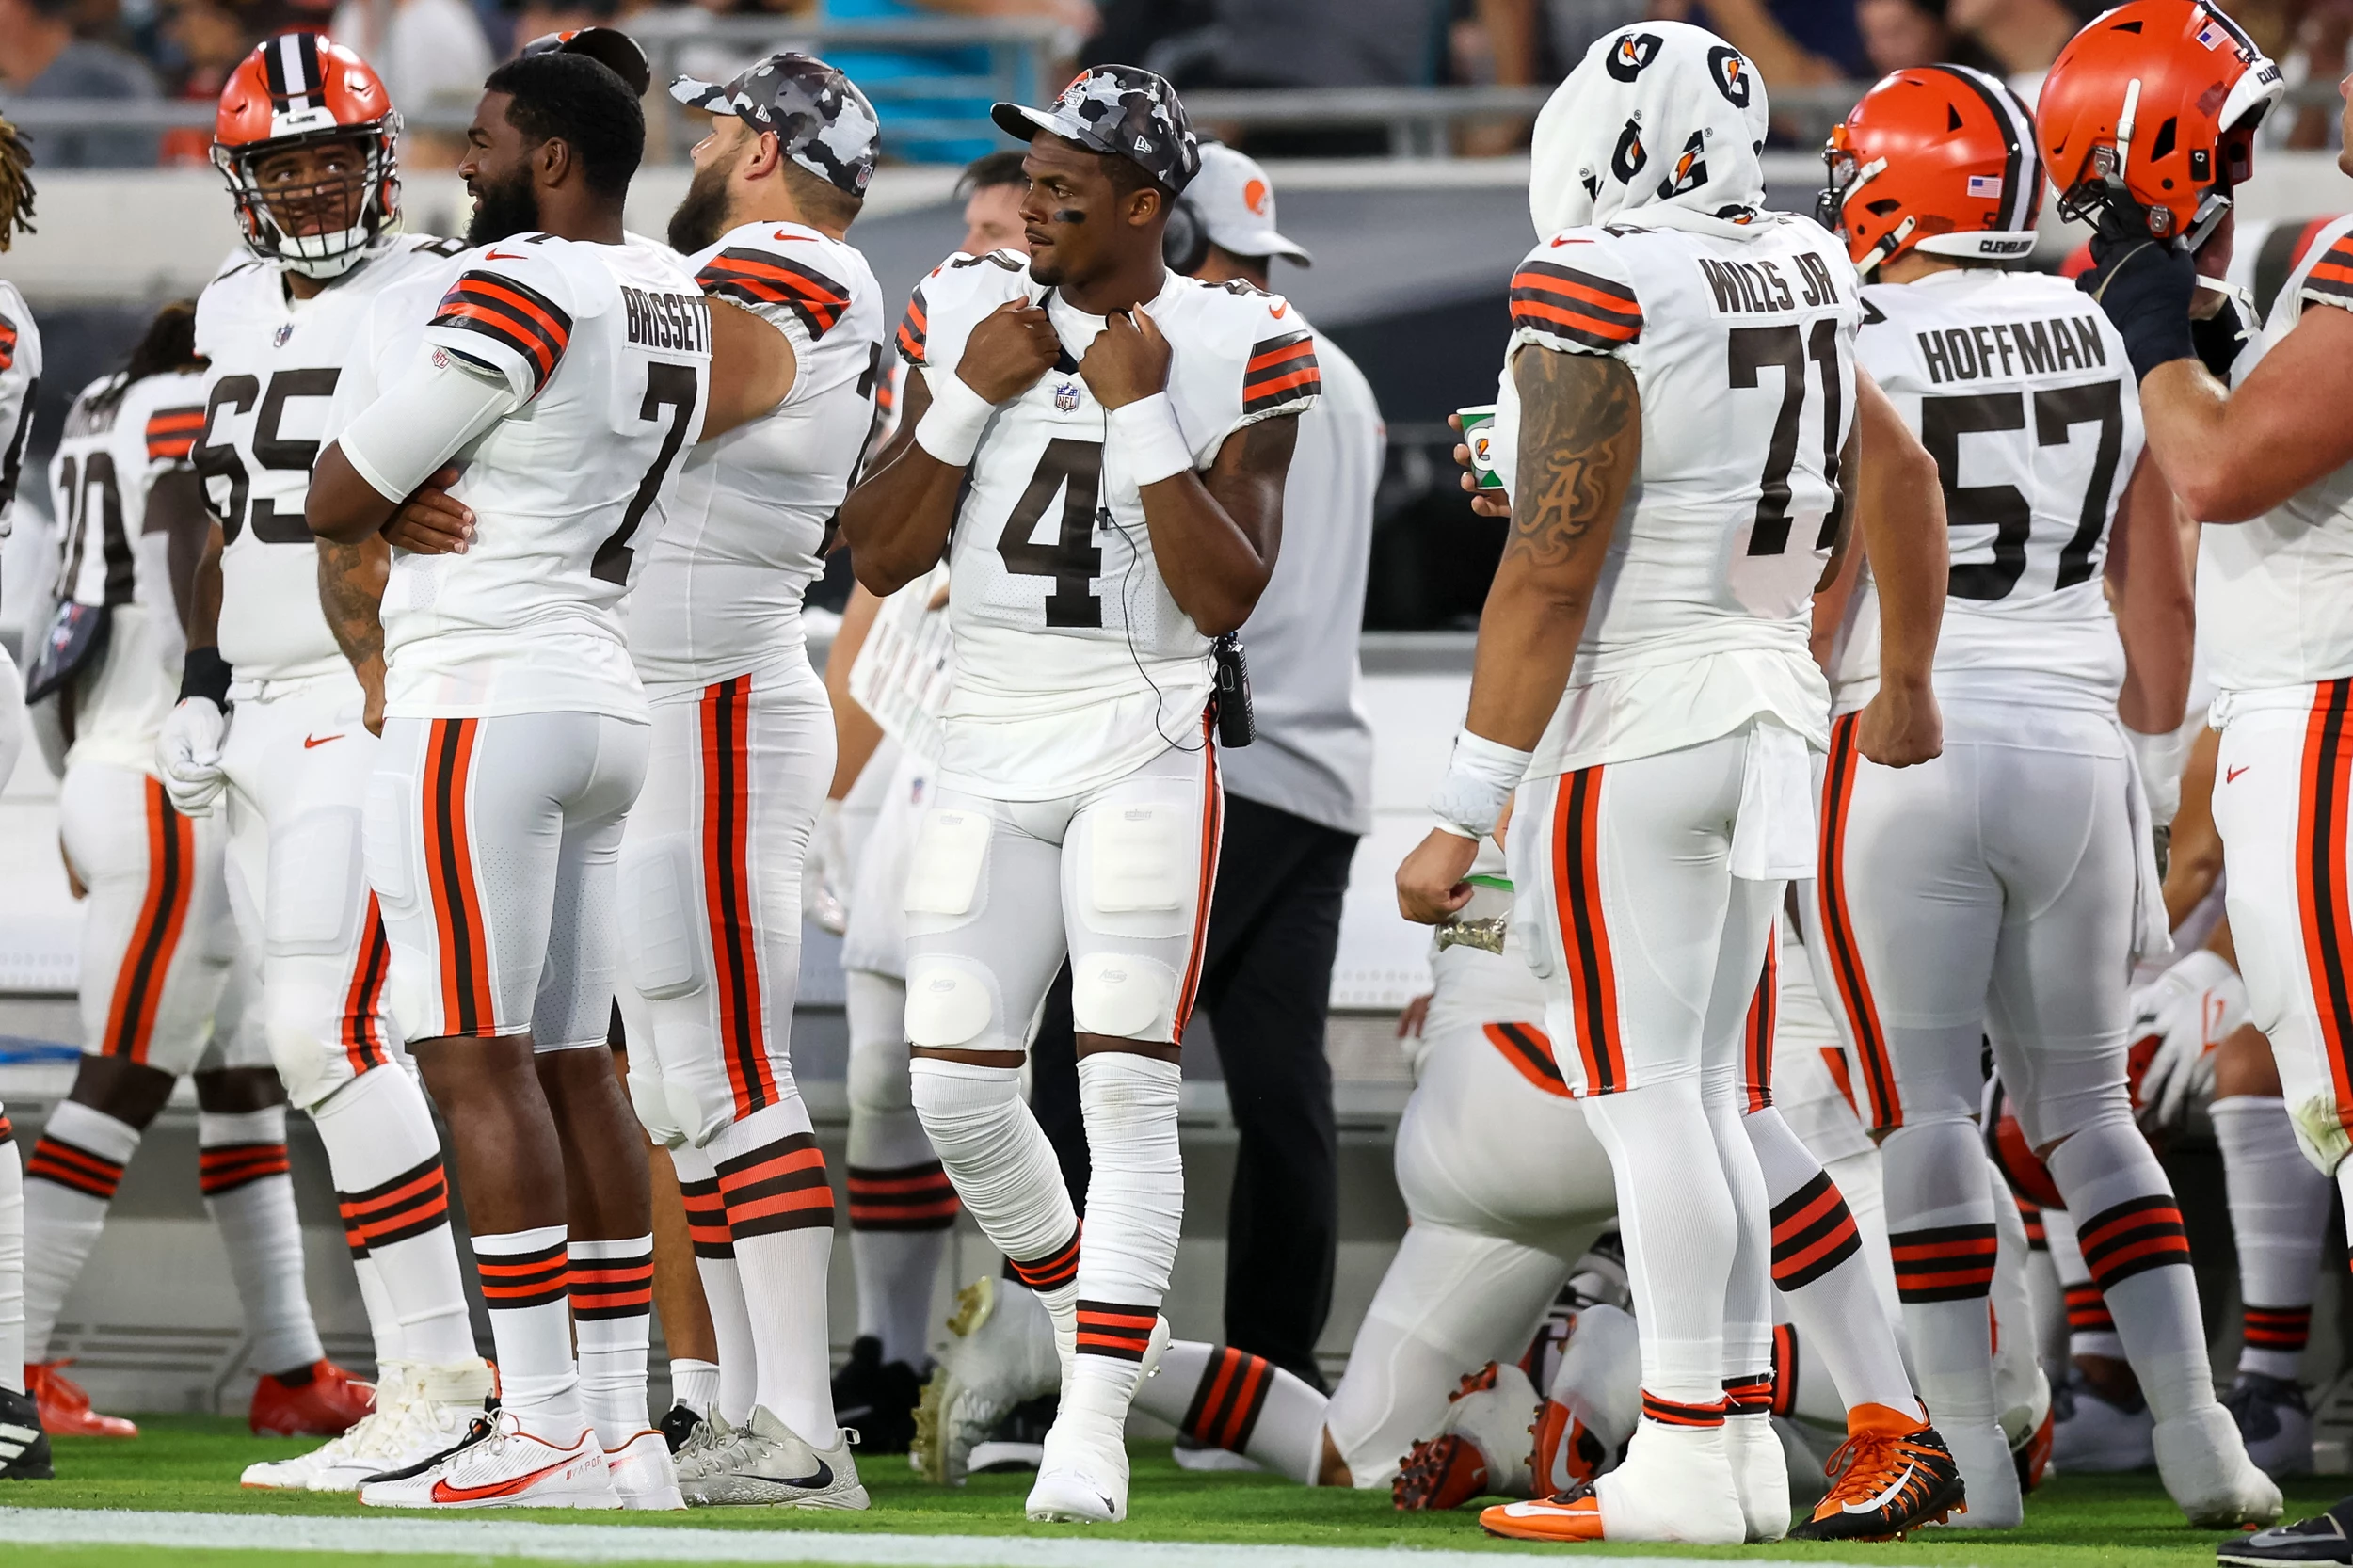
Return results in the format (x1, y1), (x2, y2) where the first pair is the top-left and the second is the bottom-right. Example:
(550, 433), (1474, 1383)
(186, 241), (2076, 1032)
(212, 32), (401, 279)
(1817, 65), (2042, 276)
(2037, 0), (2283, 250)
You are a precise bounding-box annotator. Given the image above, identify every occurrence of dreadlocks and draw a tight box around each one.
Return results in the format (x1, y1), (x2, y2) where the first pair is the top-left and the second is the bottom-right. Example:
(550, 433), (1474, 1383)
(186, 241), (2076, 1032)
(0, 116), (35, 250)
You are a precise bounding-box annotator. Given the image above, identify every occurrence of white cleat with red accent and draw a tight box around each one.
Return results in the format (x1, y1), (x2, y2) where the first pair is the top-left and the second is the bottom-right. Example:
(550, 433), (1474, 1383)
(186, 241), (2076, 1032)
(603, 1428), (686, 1510)
(358, 1410), (621, 1510)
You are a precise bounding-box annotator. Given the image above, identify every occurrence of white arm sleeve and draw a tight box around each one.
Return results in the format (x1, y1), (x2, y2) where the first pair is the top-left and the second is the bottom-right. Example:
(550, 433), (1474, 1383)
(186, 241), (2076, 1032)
(335, 348), (520, 504)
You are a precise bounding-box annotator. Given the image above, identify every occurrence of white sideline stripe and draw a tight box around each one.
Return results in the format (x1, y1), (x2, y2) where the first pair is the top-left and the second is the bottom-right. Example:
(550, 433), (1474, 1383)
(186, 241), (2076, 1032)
(0, 1508), (1838, 1566)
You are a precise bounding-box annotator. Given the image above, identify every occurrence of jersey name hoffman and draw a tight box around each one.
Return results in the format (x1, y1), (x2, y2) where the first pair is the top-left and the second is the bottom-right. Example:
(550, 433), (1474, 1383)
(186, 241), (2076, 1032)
(1912, 313), (2110, 385)
(619, 286), (711, 354)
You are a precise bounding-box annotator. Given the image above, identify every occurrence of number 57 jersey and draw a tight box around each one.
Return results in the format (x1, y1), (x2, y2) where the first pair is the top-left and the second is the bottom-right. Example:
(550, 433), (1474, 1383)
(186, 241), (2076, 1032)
(897, 251), (1320, 801)
(1497, 213), (1858, 776)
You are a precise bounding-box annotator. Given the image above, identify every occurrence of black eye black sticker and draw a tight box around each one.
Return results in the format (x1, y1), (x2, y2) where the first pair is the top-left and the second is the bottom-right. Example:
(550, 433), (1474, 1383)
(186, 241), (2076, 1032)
(1607, 31), (1662, 82)
(1708, 45), (1752, 108)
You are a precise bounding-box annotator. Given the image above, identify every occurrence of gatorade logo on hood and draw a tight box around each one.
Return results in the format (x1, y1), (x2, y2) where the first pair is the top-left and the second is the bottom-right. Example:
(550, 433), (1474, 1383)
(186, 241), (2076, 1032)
(1530, 20), (1770, 240)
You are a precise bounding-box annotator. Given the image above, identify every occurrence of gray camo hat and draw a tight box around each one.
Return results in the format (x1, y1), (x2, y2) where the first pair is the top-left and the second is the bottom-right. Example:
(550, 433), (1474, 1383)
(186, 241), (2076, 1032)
(991, 64), (1200, 194)
(670, 52), (880, 196)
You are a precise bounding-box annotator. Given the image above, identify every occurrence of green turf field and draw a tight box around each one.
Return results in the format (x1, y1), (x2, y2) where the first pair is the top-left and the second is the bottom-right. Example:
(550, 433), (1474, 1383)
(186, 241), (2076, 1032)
(0, 1415), (2338, 1565)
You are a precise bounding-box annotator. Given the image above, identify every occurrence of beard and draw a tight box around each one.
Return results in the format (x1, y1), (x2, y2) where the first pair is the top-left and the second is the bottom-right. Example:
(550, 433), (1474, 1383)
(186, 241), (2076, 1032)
(463, 165), (541, 248)
(665, 159), (733, 255)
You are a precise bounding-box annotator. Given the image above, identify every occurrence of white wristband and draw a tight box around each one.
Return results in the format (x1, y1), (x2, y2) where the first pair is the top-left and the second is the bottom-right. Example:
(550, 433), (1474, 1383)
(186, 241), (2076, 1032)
(1429, 728), (1533, 840)
(915, 367), (998, 468)
(1108, 392), (1194, 487)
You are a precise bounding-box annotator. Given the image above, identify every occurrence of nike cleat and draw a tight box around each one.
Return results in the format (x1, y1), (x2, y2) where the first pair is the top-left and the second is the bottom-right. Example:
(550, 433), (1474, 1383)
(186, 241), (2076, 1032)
(912, 1276), (1059, 1485)
(1393, 1362), (1539, 1511)
(2053, 1367), (2154, 1472)
(2228, 1373), (2316, 1480)
(358, 1410), (619, 1509)
(1789, 1404), (1965, 1542)
(2220, 1496), (2353, 1565)
(2156, 1403), (2281, 1529)
(1026, 1410), (1128, 1524)
(1482, 1484), (1608, 1542)
(830, 1335), (921, 1454)
(603, 1429), (685, 1510)
(249, 1359), (375, 1437)
(680, 1405), (869, 1510)
(24, 1362), (135, 1438)
(0, 1384), (53, 1480)
(238, 1359), (494, 1494)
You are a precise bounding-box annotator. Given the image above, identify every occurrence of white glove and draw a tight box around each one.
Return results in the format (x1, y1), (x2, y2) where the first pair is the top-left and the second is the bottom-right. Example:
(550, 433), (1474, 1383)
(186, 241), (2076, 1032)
(805, 797), (851, 936)
(156, 696), (228, 816)
(2131, 949), (2247, 1129)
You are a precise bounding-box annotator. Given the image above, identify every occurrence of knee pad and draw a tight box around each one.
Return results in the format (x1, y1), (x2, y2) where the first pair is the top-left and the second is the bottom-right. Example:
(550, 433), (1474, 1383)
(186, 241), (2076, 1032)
(262, 981), (340, 1107)
(904, 808), (990, 921)
(846, 1032), (914, 1119)
(904, 956), (999, 1049)
(616, 835), (707, 1002)
(627, 1058), (685, 1149)
(266, 808), (364, 957)
(1068, 952), (1179, 1042)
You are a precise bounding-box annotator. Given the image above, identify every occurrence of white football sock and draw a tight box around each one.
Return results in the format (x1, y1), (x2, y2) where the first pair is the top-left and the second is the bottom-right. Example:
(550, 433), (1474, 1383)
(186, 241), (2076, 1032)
(1135, 1338), (1329, 1483)
(313, 1066), (473, 1367)
(846, 968), (952, 1368)
(198, 1106), (323, 1375)
(0, 1124), (22, 1392)
(569, 1233), (653, 1449)
(669, 1357), (720, 1418)
(22, 1100), (138, 1363)
(1879, 1118), (1999, 1427)
(1066, 1053), (1183, 1427)
(1745, 1106), (1916, 1418)
(671, 1143), (756, 1427)
(911, 1057), (1081, 1334)
(711, 1099), (838, 1443)
(1986, 1149), (2041, 1432)
(1707, 1093), (1774, 1398)
(2214, 1096), (2330, 1380)
(471, 1225), (582, 1432)
(1580, 1078), (1735, 1407)
(2047, 1204), (2123, 1359)
(2045, 1122), (2214, 1423)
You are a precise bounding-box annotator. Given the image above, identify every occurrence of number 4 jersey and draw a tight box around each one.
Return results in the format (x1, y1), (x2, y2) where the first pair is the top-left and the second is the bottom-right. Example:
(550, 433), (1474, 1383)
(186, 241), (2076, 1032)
(192, 234), (466, 684)
(334, 235), (712, 724)
(1847, 268), (2142, 715)
(1497, 212), (1858, 776)
(898, 251), (1321, 800)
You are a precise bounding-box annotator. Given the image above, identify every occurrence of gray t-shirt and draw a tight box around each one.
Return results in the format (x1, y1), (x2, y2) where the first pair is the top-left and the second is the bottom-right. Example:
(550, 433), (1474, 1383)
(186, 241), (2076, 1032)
(1220, 328), (1380, 837)
(15, 40), (160, 169)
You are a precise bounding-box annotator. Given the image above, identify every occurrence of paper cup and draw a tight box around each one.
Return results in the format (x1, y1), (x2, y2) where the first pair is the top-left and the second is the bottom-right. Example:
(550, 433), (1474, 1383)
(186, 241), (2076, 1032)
(1456, 403), (1504, 492)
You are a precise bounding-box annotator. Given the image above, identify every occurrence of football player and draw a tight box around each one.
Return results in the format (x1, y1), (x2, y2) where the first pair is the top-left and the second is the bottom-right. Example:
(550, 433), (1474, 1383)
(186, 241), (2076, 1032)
(1813, 56), (2276, 1528)
(0, 108), (48, 1483)
(139, 35), (493, 1492)
(616, 51), (887, 1509)
(1395, 24), (1954, 1545)
(308, 47), (784, 1511)
(838, 64), (1312, 1523)
(23, 301), (369, 1444)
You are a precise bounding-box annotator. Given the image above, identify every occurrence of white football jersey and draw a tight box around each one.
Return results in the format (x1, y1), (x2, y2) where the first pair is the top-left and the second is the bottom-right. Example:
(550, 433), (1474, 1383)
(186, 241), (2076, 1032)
(630, 220), (887, 696)
(48, 368), (208, 768)
(2203, 215), (2353, 699)
(192, 234), (468, 684)
(1855, 269), (2143, 715)
(898, 251), (1321, 800)
(338, 234), (712, 722)
(1496, 214), (1856, 774)
(0, 280), (40, 543)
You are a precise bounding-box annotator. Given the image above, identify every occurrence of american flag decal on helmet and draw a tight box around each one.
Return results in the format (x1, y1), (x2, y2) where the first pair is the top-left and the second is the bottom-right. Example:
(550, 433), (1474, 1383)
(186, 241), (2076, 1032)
(696, 248), (850, 339)
(430, 268), (573, 395)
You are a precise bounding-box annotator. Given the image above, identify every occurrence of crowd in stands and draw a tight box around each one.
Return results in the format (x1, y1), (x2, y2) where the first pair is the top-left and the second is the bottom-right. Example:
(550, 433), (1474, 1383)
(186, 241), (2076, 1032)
(0, 0), (2343, 167)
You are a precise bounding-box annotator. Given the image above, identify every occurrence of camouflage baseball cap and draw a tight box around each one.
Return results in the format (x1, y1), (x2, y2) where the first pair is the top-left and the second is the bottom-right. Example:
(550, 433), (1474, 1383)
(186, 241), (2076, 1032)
(991, 64), (1200, 194)
(670, 52), (881, 196)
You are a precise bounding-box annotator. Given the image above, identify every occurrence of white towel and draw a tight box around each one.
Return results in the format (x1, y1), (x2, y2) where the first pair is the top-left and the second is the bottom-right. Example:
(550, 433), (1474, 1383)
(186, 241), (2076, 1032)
(1731, 720), (1817, 882)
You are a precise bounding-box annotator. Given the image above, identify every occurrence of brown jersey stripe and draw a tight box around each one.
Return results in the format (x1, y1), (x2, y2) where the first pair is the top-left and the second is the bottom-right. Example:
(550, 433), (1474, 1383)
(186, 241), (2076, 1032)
(1817, 714), (1900, 1129)
(1742, 941), (1776, 1113)
(103, 779), (196, 1064)
(144, 406), (205, 461)
(699, 675), (776, 1118)
(697, 249), (850, 337)
(895, 288), (930, 365)
(431, 271), (572, 392)
(2297, 680), (2353, 1135)
(424, 718), (496, 1036)
(1554, 767), (1625, 1093)
(340, 894), (393, 1078)
(1484, 1021), (1571, 1097)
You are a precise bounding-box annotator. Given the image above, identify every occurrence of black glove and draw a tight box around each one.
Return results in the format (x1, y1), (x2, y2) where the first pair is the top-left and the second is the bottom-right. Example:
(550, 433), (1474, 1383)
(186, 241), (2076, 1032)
(2077, 230), (2197, 382)
(2190, 296), (2248, 384)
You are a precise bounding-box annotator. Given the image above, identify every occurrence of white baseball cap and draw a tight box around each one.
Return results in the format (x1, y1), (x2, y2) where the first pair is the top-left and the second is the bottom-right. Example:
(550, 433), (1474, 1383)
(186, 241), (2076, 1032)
(1187, 143), (1311, 266)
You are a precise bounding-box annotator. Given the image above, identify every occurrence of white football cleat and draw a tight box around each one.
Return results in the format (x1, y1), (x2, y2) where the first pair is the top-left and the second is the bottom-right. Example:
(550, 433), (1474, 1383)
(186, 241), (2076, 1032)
(670, 1411), (740, 1484)
(242, 1364), (413, 1491)
(358, 1410), (620, 1510)
(1484, 1420), (1745, 1544)
(2052, 1372), (2153, 1473)
(1934, 1416), (2024, 1529)
(2155, 1403), (2282, 1528)
(682, 1405), (870, 1510)
(603, 1429), (685, 1510)
(912, 1276), (1060, 1485)
(1392, 1361), (1538, 1510)
(1725, 1411), (1790, 1543)
(1026, 1410), (1128, 1524)
(241, 1360), (496, 1495)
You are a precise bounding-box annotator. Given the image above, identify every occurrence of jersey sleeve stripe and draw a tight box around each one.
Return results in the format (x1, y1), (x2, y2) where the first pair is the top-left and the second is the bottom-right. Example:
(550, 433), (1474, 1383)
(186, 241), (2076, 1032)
(0, 314), (19, 371)
(2305, 242), (2353, 302)
(895, 288), (929, 366)
(144, 406), (206, 461)
(1242, 330), (1321, 413)
(696, 248), (852, 338)
(430, 271), (573, 392)
(1512, 261), (1643, 347)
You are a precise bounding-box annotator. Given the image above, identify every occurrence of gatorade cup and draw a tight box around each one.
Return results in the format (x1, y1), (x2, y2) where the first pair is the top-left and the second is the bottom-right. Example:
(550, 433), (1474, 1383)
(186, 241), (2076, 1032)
(1455, 403), (1505, 492)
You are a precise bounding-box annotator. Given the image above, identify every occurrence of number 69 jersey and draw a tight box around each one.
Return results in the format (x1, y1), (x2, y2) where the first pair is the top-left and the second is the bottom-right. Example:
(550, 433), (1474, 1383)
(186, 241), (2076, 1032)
(1497, 213), (1857, 776)
(1849, 268), (2142, 714)
(191, 234), (466, 685)
(897, 251), (1320, 801)
(335, 236), (712, 724)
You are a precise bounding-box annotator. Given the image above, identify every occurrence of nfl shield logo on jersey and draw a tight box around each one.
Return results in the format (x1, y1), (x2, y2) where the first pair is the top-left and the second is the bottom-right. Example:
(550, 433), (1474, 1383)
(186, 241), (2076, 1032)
(273, 323), (294, 347)
(1055, 381), (1081, 412)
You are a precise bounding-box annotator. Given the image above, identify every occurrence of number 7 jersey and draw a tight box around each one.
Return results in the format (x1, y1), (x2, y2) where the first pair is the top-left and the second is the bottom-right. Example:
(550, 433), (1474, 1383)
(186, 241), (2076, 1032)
(897, 251), (1320, 800)
(1497, 212), (1857, 775)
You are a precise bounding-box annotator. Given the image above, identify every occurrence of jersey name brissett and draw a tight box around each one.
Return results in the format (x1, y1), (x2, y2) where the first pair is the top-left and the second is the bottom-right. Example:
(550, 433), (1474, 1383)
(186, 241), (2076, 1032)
(192, 235), (465, 684)
(896, 251), (1321, 801)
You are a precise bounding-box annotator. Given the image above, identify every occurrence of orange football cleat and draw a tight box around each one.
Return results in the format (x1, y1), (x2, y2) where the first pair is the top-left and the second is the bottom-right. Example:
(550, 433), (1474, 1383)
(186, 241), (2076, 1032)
(1789, 1402), (1966, 1541)
(1481, 1484), (1608, 1542)
(25, 1361), (137, 1438)
(249, 1360), (376, 1437)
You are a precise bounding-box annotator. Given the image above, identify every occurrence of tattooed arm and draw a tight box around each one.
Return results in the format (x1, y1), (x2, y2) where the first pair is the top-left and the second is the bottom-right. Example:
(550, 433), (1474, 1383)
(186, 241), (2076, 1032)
(1396, 344), (1639, 922)
(317, 536), (390, 735)
(1849, 366), (1945, 768)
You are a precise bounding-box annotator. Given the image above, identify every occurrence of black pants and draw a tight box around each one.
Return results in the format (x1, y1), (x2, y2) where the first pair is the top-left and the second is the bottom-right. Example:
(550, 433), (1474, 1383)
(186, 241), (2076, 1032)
(1031, 794), (1356, 1389)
